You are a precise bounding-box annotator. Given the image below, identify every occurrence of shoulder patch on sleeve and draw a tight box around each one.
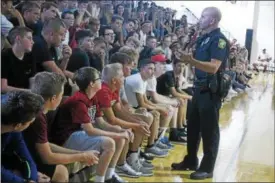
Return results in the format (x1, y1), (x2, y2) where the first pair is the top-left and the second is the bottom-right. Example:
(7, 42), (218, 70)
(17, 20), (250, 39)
(218, 38), (226, 49)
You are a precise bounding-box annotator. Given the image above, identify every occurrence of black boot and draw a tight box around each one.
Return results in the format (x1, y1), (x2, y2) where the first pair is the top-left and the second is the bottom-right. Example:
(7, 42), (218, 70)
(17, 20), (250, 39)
(190, 171), (213, 180)
(171, 156), (198, 171)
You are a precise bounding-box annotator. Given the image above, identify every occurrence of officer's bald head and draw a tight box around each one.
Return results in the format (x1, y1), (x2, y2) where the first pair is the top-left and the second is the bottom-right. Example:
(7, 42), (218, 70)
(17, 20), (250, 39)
(203, 7), (222, 22)
(199, 7), (222, 30)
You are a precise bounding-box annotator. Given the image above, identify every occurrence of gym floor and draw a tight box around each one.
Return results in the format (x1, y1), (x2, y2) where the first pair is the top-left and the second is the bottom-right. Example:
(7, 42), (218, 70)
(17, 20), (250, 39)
(124, 73), (275, 182)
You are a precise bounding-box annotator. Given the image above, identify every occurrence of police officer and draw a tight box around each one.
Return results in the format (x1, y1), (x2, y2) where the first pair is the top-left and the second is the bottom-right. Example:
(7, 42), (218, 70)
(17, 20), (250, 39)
(171, 7), (230, 180)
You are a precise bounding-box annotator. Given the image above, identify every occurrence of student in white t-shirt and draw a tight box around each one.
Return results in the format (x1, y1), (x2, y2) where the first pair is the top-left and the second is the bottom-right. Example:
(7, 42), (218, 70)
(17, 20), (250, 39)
(110, 53), (169, 160)
(125, 59), (174, 156)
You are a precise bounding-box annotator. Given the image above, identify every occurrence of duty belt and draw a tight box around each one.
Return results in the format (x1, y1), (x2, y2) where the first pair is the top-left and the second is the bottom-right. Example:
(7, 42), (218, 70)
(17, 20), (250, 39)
(194, 80), (210, 93)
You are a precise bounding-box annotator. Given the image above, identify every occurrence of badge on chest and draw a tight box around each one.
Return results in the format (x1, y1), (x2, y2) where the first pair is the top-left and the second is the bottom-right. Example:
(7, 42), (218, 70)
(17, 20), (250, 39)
(200, 37), (210, 47)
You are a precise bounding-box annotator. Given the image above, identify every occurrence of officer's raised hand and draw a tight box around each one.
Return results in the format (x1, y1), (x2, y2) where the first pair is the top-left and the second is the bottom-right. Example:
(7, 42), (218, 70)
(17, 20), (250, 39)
(174, 50), (193, 64)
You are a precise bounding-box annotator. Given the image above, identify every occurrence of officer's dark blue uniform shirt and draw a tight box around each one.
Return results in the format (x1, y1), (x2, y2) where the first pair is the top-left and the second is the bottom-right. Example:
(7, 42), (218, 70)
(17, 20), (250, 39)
(194, 28), (229, 80)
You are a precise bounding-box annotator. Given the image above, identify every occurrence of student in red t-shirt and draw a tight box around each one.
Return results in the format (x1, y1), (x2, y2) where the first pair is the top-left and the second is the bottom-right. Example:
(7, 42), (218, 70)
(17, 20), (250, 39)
(96, 63), (157, 177)
(52, 67), (132, 183)
(23, 72), (99, 182)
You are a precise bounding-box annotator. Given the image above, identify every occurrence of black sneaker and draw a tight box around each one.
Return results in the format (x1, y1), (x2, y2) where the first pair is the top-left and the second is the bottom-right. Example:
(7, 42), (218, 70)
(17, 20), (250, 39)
(140, 150), (154, 161)
(105, 175), (123, 183)
(169, 130), (187, 144)
(178, 127), (187, 135)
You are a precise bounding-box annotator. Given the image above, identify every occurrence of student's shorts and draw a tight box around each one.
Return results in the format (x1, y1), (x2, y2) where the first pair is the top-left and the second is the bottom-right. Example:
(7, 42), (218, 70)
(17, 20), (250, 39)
(63, 130), (106, 153)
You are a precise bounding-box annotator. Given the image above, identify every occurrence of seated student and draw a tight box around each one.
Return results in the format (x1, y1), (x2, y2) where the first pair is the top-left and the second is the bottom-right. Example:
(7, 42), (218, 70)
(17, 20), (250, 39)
(10, 2), (41, 30)
(110, 15), (124, 46)
(156, 34), (172, 60)
(1, 0), (15, 37)
(30, 18), (73, 79)
(51, 67), (131, 183)
(67, 30), (94, 72)
(96, 63), (155, 176)
(1, 91), (49, 183)
(146, 54), (187, 143)
(139, 36), (157, 61)
(84, 17), (101, 37)
(124, 59), (174, 150)
(61, 11), (75, 45)
(156, 59), (192, 131)
(109, 36), (141, 56)
(109, 53), (168, 161)
(33, 2), (59, 36)
(122, 19), (135, 40)
(23, 72), (99, 182)
(99, 26), (115, 65)
(1, 27), (35, 93)
(88, 37), (107, 72)
(118, 46), (139, 75)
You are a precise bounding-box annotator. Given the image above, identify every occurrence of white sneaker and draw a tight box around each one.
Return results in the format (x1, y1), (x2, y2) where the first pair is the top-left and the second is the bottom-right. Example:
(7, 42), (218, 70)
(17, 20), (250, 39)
(234, 88), (244, 93)
(229, 88), (238, 96)
(144, 146), (168, 158)
(127, 153), (153, 177)
(139, 158), (154, 170)
(224, 96), (232, 102)
(245, 87), (253, 92)
(116, 163), (141, 178)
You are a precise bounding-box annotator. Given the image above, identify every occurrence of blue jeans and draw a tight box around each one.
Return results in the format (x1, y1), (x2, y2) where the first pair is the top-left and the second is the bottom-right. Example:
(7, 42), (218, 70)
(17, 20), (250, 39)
(226, 71), (246, 90)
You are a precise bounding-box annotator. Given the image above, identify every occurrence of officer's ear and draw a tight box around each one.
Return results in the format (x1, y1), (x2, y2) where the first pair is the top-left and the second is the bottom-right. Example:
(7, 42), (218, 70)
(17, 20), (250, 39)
(210, 18), (216, 25)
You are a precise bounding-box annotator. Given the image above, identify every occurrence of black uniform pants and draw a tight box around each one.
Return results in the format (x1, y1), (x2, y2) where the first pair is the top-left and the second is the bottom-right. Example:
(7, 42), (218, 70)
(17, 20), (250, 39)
(185, 88), (222, 173)
(182, 87), (194, 122)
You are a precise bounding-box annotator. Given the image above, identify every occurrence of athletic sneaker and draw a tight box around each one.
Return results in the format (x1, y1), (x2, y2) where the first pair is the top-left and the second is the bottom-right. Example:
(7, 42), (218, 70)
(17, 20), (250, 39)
(169, 132), (187, 144)
(160, 137), (174, 148)
(116, 163), (141, 178)
(105, 175), (124, 183)
(177, 129), (187, 137)
(113, 173), (128, 182)
(155, 140), (172, 150)
(139, 157), (154, 170)
(144, 146), (168, 158)
(127, 154), (154, 177)
(139, 150), (154, 161)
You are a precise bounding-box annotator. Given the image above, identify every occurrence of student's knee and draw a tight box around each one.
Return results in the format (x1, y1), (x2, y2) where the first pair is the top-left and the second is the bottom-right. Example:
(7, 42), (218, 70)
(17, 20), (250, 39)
(115, 137), (126, 148)
(172, 106), (178, 115)
(102, 137), (116, 153)
(52, 165), (69, 182)
(142, 112), (154, 126)
(150, 110), (160, 120)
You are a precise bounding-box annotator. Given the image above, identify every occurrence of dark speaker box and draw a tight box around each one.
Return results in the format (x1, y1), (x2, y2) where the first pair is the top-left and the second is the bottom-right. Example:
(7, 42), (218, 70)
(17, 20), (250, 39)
(245, 29), (253, 63)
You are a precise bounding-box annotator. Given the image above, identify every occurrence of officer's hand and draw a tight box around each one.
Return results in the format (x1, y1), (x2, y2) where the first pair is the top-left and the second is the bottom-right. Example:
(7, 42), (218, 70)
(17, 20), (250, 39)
(175, 50), (193, 63)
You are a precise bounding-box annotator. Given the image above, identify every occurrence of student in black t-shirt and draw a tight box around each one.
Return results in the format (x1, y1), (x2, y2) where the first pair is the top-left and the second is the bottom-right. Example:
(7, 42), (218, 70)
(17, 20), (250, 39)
(139, 36), (157, 61)
(1, 27), (35, 93)
(67, 30), (94, 72)
(156, 59), (192, 130)
(31, 18), (73, 78)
